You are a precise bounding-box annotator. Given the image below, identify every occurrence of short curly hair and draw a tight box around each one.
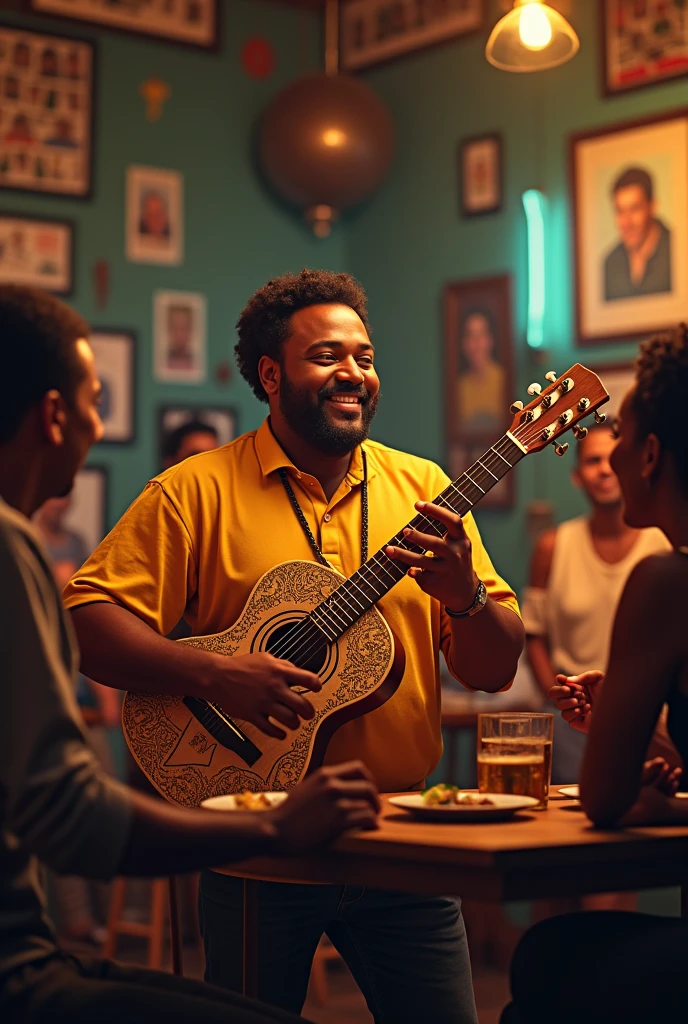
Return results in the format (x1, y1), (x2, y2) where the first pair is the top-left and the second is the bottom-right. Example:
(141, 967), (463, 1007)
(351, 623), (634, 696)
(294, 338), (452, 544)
(631, 323), (688, 491)
(235, 269), (371, 402)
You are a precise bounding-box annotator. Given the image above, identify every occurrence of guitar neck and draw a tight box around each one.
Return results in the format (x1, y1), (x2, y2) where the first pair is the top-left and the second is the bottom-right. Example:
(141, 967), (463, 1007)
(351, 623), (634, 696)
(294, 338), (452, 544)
(309, 433), (525, 643)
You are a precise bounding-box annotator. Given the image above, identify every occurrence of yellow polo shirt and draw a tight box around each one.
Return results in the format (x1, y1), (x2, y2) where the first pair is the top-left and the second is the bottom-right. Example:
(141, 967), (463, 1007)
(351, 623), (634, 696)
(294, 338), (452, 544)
(63, 419), (519, 791)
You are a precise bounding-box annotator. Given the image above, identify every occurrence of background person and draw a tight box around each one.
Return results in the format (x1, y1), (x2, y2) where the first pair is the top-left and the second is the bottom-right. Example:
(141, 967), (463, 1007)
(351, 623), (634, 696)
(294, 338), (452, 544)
(162, 418), (219, 469)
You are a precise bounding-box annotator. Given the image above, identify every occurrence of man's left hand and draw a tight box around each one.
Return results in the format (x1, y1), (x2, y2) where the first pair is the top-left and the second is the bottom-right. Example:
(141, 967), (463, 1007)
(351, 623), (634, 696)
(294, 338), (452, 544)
(385, 501), (479, 612)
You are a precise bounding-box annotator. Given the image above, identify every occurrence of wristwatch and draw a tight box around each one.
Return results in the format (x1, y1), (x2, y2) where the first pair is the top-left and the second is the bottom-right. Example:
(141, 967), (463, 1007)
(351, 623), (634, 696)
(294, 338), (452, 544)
(445, 580), (488, 619)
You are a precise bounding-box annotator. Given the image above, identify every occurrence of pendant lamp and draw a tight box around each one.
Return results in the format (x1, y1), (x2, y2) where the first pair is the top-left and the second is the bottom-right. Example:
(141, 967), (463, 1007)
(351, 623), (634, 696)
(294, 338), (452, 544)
(486, 0), (579, 73)
(259, 0), (394, 237)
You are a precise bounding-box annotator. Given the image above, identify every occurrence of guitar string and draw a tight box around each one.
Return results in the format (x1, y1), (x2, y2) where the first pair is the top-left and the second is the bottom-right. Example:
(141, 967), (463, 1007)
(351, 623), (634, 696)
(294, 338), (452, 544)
(268, 433), (522, 666)
(267, 433), (522, 668)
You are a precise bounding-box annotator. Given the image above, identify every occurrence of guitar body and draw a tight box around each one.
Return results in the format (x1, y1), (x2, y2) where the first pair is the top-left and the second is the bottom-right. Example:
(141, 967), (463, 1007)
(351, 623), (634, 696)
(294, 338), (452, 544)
(122, 560), (405, 807)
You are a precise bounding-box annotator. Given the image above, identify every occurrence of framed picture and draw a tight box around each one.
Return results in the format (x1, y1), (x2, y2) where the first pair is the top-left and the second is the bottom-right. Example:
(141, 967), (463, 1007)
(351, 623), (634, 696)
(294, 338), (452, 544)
(443, 275), (514, 508)
(459, 134), (502, 217)
(63, 464), (108, 554)
(158, 405), (237, 469)
(571, 109), (688, 345)
(126, 166), (183, 266)
(446, 441), (515, 510)
(89, 330), (136, 444)
(602, 0), (688, 96)
(30, 0), (219, 51)
(0, 25), (94, 198)
(0, 212), (73, 293)
(153, 290), (206, 384)
(340, 0), (484, 71)
(591, 360), (636, 421)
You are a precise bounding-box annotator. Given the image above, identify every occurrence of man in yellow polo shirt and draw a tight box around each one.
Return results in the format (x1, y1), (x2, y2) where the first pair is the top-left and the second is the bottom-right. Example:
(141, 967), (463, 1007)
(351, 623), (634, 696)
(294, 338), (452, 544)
(65, 269), (523, 1024)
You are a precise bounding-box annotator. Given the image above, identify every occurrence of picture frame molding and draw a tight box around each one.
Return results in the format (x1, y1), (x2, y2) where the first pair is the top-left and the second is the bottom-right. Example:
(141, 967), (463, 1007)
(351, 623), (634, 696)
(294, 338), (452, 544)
(153, 290), (207, 384)
(90, 327), (137, 445)
(458, 132), (503, 218)
(442, 272), (515, 510)
(28, 0), (220, 53)
(126, 164), (184, 267)
(0, 21), (97, 201)
(569, 105), (688, 347)
(0, 210), (75, 294)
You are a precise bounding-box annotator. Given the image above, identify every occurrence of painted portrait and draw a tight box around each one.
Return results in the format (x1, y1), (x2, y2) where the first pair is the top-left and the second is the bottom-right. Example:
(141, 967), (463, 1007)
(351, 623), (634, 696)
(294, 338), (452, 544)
(153, 290), (206, 384)
(126, 165), (183, 265)
(571, 110), (688, 344)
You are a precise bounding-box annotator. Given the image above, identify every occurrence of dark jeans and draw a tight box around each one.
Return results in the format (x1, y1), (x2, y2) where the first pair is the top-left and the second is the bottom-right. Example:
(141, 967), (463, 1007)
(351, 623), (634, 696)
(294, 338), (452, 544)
(198, 871), (479, 1024)
(500, 911), (688, 1024)
(0, 952), (309, 1023)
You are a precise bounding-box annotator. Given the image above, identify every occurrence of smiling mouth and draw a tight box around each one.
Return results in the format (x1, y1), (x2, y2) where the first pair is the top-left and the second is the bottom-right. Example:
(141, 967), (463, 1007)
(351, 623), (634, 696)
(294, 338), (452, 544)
(325, 395), (363, 407)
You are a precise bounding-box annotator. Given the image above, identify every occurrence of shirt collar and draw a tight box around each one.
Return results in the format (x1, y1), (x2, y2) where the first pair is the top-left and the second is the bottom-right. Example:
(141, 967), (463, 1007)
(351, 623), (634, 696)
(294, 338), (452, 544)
(254, 417), (376, 485)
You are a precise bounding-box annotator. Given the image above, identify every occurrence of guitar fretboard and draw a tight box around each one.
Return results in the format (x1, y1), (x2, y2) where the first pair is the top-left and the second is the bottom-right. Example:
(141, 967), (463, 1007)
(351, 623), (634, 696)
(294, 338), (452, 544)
(306, 433), (524, 644)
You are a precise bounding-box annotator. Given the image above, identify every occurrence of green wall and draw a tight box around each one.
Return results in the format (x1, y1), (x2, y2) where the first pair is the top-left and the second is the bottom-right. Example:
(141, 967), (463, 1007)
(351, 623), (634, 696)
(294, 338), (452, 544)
(3, 0), (687, 594)
(1, 0), (343, 522)
(348, 0), (688, 593)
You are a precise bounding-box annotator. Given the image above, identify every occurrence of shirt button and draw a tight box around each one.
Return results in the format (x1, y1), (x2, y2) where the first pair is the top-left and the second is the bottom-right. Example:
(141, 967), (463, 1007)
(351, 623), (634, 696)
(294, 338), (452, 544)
(324, 513), (331, 522)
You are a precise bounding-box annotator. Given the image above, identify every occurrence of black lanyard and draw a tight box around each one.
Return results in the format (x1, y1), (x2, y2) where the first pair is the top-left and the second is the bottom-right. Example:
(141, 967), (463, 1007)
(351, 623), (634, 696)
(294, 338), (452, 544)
(277, 450), (369, 569)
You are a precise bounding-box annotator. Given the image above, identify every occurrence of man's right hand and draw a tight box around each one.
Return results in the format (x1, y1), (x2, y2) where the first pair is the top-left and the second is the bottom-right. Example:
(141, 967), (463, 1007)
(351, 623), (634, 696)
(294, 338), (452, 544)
(207, 652), (322, 738)
(269, 761), (380, 854)
(549, 669), (604, 734)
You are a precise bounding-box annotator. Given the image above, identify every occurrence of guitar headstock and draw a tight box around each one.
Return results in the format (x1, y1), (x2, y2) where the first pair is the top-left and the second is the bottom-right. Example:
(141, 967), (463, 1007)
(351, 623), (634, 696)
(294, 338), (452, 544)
(508, 364), (610, 455)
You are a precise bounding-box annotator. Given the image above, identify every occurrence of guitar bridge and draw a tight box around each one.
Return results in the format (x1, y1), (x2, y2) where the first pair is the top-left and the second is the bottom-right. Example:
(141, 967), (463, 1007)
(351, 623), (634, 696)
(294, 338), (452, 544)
(182, 697), (262, 767)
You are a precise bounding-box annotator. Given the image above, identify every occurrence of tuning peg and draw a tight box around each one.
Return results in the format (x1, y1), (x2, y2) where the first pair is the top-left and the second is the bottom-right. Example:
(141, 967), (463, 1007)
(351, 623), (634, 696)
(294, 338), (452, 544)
(510, 400), (524, 414)
(527, 382), (542, 396)
(594, 410), (607, 424)
(573, 425), (588, 440)
(545, 371), (557, 383)
(552, 442), (569, 457)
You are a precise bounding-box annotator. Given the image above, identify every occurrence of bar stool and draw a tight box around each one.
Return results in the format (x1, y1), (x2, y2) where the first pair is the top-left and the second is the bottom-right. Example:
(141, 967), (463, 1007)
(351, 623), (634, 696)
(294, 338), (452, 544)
(102, 877), (183, 974)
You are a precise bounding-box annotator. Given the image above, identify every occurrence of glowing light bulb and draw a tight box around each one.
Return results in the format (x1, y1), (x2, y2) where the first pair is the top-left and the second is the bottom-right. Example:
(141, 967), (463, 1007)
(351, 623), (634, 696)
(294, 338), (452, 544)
(519, 3), (552, 51)
(322, 128), (346, 148)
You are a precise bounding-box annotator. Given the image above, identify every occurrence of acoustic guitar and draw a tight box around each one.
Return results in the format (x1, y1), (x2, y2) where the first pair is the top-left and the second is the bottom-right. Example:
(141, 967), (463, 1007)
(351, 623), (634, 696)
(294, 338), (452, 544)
(123, 365), (609, 806)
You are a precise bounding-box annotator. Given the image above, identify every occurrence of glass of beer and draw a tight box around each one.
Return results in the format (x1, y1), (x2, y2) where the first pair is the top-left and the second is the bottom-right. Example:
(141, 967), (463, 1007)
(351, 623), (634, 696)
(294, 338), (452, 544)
(477, 713), (553, 809)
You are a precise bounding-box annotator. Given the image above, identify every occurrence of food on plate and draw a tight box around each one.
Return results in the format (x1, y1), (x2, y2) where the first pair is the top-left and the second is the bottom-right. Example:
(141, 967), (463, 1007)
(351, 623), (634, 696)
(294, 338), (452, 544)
(233, 790), (273, 811)
(422, 784), (495, 807)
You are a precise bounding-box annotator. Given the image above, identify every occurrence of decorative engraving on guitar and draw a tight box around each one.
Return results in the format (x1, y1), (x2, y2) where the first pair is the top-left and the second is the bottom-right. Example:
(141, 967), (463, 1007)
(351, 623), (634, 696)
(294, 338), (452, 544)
(122, 561), (399, 807)
(123, 364), (610, 808)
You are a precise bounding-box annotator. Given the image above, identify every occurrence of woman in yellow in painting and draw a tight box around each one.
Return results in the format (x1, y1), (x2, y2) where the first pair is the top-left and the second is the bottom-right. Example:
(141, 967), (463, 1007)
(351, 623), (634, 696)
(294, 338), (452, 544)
(456, 309), (505, 434)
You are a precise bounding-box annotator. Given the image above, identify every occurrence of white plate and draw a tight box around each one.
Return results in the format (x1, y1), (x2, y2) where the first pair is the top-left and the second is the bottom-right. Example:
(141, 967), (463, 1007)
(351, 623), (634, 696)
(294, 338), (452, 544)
(389, 793), (540, 822)
(201, 792), (287, 811)
(558, 786), (579, 799)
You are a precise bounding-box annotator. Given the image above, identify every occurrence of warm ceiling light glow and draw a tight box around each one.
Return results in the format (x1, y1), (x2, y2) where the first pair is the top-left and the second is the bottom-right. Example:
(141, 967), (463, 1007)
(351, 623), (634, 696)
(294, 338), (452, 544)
(519, 3), (553, 50)
(322, 128), (346, 147)
(486, 1), (579, 73)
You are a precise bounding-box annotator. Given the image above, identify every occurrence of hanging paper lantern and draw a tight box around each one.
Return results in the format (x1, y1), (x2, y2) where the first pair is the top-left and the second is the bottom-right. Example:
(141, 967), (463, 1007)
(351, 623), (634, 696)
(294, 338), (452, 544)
(259, 73), (395, 237)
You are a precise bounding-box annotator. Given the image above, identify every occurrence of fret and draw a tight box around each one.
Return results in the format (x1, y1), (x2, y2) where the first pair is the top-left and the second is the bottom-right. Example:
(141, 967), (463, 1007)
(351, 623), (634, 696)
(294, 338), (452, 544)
(307, 433), (525, 643)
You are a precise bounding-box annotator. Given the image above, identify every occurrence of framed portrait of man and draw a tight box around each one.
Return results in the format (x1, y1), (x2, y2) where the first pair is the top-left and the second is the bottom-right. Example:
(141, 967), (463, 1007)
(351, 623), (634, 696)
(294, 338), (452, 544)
(153, 290), (206, 384)
(571, 109), (688, 345)
(126, 166), (183, 266)
(443, 274), (515, 509)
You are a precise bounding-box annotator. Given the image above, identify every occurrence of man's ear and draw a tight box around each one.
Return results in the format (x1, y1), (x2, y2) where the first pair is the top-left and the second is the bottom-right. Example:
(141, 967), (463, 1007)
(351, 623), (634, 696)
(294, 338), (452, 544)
(40, 389), (68, 446)
(258, 355), (281, 398)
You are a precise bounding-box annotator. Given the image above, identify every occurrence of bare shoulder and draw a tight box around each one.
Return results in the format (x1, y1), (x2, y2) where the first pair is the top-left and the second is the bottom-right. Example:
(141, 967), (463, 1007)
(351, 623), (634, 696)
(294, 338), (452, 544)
(529, 528), (557, 587)
(619, 552), (688, 634)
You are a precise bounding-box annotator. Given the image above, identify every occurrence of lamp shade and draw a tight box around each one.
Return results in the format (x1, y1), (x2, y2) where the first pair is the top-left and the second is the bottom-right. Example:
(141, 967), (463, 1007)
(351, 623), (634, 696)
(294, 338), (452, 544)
(486, 1), (579, 72)
(259, 73), (394, 237)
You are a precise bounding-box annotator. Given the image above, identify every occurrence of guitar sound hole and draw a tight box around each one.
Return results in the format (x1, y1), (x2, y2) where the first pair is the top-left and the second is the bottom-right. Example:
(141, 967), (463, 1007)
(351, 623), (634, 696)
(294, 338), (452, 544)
(265, 621), (328, 677)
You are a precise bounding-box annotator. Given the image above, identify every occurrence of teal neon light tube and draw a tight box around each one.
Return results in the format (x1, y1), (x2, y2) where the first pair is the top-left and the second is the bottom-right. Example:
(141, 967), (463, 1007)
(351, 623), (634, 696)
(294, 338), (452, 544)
(522, 188), (546, 348)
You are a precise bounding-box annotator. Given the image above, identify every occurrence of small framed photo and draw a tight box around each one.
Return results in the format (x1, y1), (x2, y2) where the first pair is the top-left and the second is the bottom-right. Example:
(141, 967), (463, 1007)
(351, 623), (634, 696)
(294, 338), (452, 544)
(443, 274), (514, 446)
(126, 166), (183, 265)
(0, 212), (73, 293)
(459, 134), (502, 217)
(89, 330), (136, 444)
(602, 0), (688, 96)
(63, 464), (109, 554)
(0, 25), (94, 198)
(446, 441), (514, 510)
(571, 109), (688, 345)
(153, 290), (206, 384)
(340, 0), (484, 71)
(30, 0), (219, 51)
(159, 405), (237, 469)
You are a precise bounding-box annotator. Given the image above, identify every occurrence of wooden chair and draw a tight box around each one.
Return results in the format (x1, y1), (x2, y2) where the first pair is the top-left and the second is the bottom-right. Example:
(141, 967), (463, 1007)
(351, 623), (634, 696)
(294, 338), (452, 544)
(102, 877), (183, 974)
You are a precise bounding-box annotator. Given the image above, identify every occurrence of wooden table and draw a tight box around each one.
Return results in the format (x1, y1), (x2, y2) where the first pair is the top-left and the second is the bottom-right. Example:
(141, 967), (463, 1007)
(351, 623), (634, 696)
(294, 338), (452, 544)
(220, 791), (688, 996)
